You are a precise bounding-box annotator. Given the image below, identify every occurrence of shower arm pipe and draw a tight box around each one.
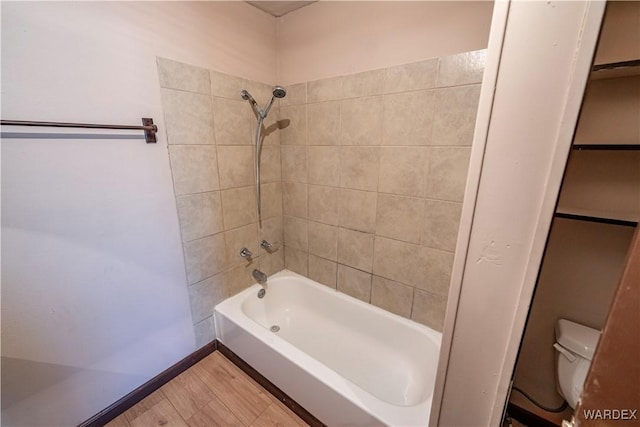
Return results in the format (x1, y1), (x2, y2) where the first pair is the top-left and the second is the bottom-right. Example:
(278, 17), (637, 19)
(262, 95), (276, 120)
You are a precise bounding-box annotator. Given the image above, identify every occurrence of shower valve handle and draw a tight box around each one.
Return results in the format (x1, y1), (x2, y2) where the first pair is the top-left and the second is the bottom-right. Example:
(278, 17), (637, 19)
(240, 247), (253, 259)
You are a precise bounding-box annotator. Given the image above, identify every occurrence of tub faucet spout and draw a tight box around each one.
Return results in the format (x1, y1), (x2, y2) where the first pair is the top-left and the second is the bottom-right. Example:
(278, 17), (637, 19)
(252, 269), (268, 285)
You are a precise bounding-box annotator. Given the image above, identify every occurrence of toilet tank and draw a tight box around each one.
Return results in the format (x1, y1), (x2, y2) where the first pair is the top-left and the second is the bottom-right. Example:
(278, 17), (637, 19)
(556, 319), (601, 360)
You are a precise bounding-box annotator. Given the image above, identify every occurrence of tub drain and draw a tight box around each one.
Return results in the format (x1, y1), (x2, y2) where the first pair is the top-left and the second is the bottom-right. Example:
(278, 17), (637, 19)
(270, 325), (280, 332)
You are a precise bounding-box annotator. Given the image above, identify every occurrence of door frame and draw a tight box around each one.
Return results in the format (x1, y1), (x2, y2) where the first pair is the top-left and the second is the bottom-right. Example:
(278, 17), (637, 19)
(430, 1), (607, 425)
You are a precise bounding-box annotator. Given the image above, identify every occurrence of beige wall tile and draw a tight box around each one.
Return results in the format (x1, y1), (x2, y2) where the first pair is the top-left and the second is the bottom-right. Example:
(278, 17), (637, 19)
(384, 59), (438, 94)
(260, 216), (283, 251)
(279, 82), (307, 107)
(432, 84), (481, 146)
(244, 80), (273, 106)
(176, 192), (224, 242)
(260, 145), (281, 183)
(221, 186), (257, 229)
(164, 55), (481, 331)
(308, 101), (341, 146)
(210, 69), (246, 99)
(338, 189), (377, 233)
(378, 146), (428, 197)
(341, 96), (383, 145)
(308, 76), (343, 102)
(337, 228), (374, 272)
(308, 146), (340, 186)
(382, 90), (435, 146)
(281, 145), (307, 182)
(418, 246), (454, 296)
(260, 249), (284, 277)
(158, 57), (210, 94)
(422, 200), (462, 252)
(370, 276), (414, 318)
(411, 289), (447, 331)
(308, 221), (338, 261)
(424, 147), (471, 201)
(280, 105), (307, 145)
(308, 254), (337, 288)
(342, 69), (384, 98)
(169, 145), (219, 195)
(373, 236), (424, 288)
(225, 223), (258, 268)
(337, 265), (372, 303)
(260, 118), (281, 146)
(188, 274), (226, 323)
(223, 262), (257, 297)
(374, 236), (452, 295)
(194, 316), (216, 348)
(308, 185), (340, 225)
(260, 182), (283, 219)
(259, 234), (284, 275)
(437, 49), (487, 87)
(161, 89), (214, 145)
(285, 246), (308, 275)
(284, 215), (308, 251)
(212, 97), (251, 145)
(339, 146), (379, 191)
(184, 233), (227, 285)
(376, 194), (424, 244)
(282, 182), (308, 218)
(216, 145), (254, 189)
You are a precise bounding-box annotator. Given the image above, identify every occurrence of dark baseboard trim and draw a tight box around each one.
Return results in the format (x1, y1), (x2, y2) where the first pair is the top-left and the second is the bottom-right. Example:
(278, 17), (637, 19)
(507, 402), (563, 427)
(217, 342), (325, 427)
(78, 340), (218, 427)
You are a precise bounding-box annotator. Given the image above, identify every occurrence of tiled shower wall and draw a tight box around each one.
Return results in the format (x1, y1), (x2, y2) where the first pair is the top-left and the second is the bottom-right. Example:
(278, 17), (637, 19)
(157, 58), (283, 347)
(280, 50), (485, 331)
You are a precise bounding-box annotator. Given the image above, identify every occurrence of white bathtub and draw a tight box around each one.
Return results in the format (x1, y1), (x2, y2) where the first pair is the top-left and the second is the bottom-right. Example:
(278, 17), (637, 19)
(214, 270), (442, 426)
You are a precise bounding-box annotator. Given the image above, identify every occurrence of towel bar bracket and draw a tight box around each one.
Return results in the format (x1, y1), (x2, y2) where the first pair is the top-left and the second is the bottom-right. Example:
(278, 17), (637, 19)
(142, 118), (157, 143)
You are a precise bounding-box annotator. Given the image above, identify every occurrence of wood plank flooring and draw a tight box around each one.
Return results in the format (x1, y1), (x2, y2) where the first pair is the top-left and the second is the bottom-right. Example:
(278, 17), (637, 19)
(106, 352), (309, 427)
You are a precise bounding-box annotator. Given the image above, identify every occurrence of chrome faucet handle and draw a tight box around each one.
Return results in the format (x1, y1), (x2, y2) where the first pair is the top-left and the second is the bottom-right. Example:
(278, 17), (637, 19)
(260, 240), (273, 250)
(260, 240), (276, 253)
(240, 247), (253, 259)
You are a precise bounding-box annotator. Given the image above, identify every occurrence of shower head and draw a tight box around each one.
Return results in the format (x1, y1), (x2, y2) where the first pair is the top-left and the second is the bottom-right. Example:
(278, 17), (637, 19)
(272, 86), (287, 98)
(241, 89), (261, 117)
(241, 90), (256, 103)
(241, 86), (286, 120)
(261, 86), (286, 119)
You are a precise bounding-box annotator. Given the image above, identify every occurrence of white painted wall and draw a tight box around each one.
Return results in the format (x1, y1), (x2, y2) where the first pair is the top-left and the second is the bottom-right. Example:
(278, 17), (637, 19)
(276, 1), (494, 84)
(1, 2), (276, 425)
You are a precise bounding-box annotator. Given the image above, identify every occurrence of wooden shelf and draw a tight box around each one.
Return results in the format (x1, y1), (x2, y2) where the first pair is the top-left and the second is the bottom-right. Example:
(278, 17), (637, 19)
(555, 209), (638, 227)
(591, 60), (640, 80)
(572, 144), (640, 150)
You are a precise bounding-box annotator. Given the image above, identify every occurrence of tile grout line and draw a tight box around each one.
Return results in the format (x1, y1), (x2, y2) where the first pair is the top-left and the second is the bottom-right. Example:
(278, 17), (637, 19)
(304, 97), (310, 275)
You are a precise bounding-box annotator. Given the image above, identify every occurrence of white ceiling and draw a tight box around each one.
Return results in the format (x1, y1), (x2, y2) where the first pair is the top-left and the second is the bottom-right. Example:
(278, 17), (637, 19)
(247, 1), (317, 17)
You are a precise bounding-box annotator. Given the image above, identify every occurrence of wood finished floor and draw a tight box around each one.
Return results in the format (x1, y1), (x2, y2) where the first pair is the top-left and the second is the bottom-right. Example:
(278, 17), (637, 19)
(106, 352), (309, 427)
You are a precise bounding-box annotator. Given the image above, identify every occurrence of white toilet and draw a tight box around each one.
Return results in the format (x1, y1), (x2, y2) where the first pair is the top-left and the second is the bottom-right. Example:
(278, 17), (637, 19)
(553, 319), (601, 409)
